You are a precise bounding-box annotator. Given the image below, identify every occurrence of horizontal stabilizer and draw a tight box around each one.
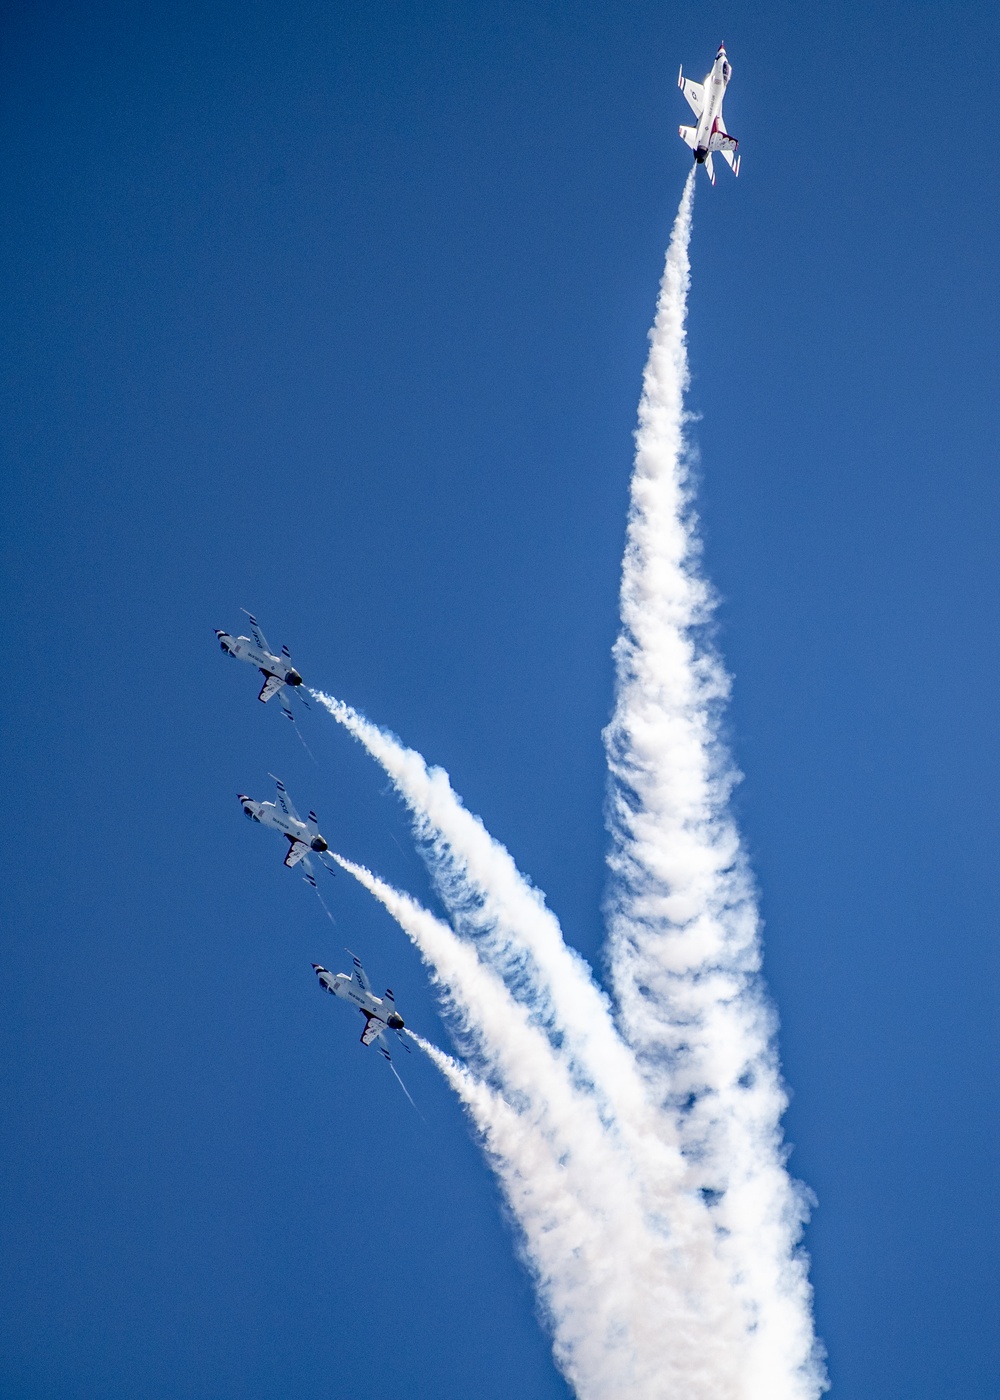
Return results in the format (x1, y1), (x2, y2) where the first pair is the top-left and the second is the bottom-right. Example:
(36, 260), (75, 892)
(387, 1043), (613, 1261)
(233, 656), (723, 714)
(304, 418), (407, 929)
(678, 124), (698, 150)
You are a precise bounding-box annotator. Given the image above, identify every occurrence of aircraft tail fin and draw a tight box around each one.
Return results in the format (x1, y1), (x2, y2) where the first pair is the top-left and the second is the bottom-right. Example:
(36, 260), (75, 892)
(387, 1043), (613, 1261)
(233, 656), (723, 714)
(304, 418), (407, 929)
(704, 152), (716, 185)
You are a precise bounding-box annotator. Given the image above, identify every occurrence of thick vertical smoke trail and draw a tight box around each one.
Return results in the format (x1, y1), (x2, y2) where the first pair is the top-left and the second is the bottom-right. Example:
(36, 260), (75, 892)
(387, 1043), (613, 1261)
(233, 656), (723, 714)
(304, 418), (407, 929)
(603, 172), (823, 1395)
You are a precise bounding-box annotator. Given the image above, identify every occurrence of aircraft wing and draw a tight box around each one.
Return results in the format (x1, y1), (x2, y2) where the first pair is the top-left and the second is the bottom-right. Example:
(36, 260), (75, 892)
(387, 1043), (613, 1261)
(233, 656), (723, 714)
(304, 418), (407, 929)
(678, 70), (705, 116)
(283, 839), (309, 869)
(713, 113), (740, 170)
(270, 774), (302, 822)
(361, 1016), (387, 1047)
(241, 609), (271, 655)
(258, 674), (285, 704)
(351, 954), (374, 998)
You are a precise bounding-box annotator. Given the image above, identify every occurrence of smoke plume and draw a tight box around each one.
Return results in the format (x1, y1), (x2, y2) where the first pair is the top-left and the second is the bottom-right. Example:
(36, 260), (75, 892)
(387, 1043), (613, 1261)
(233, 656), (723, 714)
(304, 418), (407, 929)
(310, 168), (824, 1398)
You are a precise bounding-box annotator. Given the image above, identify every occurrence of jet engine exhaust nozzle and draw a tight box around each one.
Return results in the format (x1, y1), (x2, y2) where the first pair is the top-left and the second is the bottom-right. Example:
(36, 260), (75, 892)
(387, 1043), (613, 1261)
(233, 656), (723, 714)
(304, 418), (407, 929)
(286, 669), (303, 686)
(311, 835), (329, 853)
(387, 1013), (405, 1031)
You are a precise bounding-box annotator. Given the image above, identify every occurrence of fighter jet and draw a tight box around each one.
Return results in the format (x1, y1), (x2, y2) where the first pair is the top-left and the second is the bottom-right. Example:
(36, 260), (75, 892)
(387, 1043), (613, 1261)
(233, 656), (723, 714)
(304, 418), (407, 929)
(313, 954), (408, 1062)
(238, 775), (336, 894)
(215, 610), (307, 721)
(678, 43), (740, 185)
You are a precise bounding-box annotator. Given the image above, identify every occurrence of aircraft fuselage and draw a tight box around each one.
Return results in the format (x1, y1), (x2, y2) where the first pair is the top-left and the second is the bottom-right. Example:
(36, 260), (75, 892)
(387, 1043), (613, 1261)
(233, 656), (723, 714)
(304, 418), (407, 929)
(216, 631), (302, 687)
(314, 964), (406, 1037)
(238, 796), (328, 852)
(693, 47), (731, 162)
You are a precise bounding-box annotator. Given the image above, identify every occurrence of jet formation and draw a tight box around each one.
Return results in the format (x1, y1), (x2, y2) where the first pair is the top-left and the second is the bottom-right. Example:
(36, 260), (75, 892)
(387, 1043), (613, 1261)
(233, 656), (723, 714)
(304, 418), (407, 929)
(219, 613), (413, 1084)
(678, 42), (740, 184)
(219, 74), (743, 1077)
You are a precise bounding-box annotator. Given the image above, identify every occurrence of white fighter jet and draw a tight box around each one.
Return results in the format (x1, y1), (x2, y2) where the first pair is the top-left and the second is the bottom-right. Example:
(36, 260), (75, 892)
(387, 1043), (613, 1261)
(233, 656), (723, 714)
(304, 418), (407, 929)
(238, 775), (336, 894)
(215, 610), (307, 721)
(678, 43), (740, 185)
(312, 954), (408, 1062)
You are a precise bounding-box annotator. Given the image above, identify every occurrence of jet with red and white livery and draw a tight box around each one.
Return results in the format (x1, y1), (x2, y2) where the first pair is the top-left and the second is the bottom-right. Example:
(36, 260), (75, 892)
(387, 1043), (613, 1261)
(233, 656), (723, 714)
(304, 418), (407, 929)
(678, 43), (740, 185)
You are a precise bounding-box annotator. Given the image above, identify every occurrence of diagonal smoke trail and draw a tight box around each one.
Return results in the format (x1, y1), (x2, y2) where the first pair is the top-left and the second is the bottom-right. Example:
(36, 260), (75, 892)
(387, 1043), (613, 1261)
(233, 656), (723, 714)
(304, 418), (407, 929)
(310, 691), (670, 1143)
(336, 856), (744, 1399)
(312, 689), (712, 1248)
(603, 172), (824, 1396)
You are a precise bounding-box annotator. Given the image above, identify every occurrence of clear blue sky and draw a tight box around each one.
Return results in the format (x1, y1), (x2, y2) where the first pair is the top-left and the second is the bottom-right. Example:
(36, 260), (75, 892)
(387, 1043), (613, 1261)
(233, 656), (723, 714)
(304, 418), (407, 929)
(2, 2), (998, 1396)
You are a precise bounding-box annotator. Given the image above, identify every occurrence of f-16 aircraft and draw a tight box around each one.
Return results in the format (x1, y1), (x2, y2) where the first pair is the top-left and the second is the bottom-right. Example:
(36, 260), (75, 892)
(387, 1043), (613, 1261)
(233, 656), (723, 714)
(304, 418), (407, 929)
(313, 954), (408, 1062)
(678, 43), (740, 184)
(238, 775), (336, 894)
(215, 610), (307, 721)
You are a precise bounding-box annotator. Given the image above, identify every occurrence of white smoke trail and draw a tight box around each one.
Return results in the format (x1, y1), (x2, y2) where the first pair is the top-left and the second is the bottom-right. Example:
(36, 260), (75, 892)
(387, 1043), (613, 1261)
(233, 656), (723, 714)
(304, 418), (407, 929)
(603, 173), (824, 1396)
(309, 171), (822, 1397)
(310, 691), (674, 1148)
(312, 690), (720, 1274)
(336, 856), (744, 1398)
